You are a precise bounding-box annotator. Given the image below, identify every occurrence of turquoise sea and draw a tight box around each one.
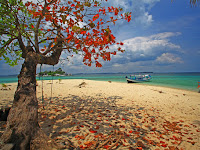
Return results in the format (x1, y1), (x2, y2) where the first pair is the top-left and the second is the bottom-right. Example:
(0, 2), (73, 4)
(0, 72), (200, 92)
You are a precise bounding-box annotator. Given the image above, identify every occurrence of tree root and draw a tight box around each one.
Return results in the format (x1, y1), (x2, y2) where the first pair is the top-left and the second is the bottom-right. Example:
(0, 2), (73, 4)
(30, 129), (64, 150)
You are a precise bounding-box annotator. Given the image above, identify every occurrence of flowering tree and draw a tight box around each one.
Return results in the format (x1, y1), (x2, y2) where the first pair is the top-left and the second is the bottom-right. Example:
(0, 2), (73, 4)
(0, 0), (131, 149)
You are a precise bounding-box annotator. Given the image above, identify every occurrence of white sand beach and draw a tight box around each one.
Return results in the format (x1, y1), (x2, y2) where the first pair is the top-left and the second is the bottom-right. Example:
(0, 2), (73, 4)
(0, 79), (200, 149)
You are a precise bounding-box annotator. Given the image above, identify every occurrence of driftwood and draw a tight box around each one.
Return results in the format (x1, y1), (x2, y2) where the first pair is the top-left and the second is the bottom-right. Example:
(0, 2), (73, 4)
(78, 82), (86, 88)
(0, 88), (11, 90)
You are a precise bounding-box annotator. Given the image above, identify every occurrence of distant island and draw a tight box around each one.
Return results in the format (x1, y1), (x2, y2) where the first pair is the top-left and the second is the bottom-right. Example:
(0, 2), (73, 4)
(37, 68), (72, 77)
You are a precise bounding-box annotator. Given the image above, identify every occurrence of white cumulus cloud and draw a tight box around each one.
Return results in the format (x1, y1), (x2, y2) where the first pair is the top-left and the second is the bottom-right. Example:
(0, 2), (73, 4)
(110, 32), (182, 63)
(155, 53), (183, 64)
(104, 0), (160, 26)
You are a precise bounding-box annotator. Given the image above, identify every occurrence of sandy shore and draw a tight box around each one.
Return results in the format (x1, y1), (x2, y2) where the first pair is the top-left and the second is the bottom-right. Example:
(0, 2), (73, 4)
(0, 79), (200, 149)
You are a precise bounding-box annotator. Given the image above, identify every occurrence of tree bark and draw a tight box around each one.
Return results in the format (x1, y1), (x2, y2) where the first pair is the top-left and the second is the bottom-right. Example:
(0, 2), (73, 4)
(0, 52), (57, 150)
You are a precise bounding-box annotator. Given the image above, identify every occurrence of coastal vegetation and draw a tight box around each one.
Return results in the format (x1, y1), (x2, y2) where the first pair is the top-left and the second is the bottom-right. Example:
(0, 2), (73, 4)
(189, 0), (199, 6)
(1, 83), (7, 89)
(1, 83), (7, 90)
(38, 68), (66, 76)
(1, 83), (11, 90)
(58, 78), (62, 84)
(0, 0), (131, 149)
(172, 0), (199, 6)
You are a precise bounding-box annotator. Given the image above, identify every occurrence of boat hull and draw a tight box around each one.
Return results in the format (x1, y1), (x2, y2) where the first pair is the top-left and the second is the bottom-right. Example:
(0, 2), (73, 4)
(126, 74), (152, 83)
(126, 78), (151, 83)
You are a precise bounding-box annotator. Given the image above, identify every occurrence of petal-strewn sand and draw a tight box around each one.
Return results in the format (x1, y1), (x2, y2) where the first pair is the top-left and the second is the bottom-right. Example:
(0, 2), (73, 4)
(0, 79), (199, 149)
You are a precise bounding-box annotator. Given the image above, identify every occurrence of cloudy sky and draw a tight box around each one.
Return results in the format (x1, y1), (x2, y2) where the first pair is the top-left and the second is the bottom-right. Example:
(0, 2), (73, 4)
(0, 0), (200, 75)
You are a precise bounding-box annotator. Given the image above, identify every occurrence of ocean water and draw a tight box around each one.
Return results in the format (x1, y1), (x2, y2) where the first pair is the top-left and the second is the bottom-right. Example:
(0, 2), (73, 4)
(0, 72), (200, 92)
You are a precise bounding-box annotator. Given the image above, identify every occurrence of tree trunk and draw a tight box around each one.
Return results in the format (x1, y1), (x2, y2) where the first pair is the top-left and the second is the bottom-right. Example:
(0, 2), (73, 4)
(0, 52), (57, 150)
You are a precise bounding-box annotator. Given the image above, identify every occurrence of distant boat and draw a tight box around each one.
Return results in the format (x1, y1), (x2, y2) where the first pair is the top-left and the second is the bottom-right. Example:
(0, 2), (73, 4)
(126, 74), (152, 83)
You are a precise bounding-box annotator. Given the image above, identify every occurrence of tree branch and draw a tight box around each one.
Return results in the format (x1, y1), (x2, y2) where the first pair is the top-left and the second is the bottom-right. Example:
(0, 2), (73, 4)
(5, 0), (27, 56)
(35, 3), (47, 53)
(37, 24), (64, 65)
(34, 0), (58, 53)
(0, 37), (17, 50)
(37, 43), (63, 65)
(17, 34), (26, 58)
(38, 38), (55, 44)
(0, 29), (15, 36)
(42, 41), (54, 55)
(23, 32), (36, 49)
(0, 38), (17, 57)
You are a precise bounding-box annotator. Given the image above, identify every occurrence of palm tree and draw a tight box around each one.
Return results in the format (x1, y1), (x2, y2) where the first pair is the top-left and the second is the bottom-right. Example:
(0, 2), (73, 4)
(172, 0), (199, 6)
(190, 0), (199, 6)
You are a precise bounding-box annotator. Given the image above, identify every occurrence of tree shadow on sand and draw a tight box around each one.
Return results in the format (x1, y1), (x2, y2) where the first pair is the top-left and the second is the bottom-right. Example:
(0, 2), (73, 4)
(38, 95), (199, 149)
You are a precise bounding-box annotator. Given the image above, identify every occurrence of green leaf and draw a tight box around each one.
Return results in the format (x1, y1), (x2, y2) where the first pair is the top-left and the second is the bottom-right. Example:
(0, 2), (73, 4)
(19, 1), (24, 6)
(73, 49), (78, 54)
(72, 26), (81, 32)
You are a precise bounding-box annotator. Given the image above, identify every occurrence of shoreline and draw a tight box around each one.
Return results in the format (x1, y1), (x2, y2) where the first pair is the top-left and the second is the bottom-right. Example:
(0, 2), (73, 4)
(1, 79), (200, 100)
(1, 79), (199, 149)
(1, 78), (199, 93)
